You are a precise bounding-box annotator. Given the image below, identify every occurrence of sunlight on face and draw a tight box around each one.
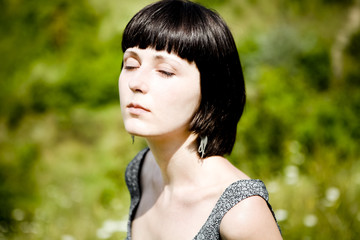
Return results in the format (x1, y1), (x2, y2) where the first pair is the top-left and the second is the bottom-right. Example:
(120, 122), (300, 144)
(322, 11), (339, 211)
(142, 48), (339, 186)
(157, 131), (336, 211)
(119, 47), (201, 139)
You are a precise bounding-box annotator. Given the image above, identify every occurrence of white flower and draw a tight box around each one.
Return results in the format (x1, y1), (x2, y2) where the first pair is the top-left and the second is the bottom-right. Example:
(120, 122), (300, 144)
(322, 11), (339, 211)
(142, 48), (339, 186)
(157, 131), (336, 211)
(96, 219), (127, 239)
(61, 235), (75, 240)
(274, 209), (288, 222)
(284, 165), (299, 185)
(326, 187), (340, 203)
(304, 214), (318, 227)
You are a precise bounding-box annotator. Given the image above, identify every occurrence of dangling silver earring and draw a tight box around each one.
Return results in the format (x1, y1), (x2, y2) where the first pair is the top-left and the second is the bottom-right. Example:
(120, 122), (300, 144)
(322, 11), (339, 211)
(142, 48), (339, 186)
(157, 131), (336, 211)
(131, 135), (135, 144)
(198, 136), (208, 158)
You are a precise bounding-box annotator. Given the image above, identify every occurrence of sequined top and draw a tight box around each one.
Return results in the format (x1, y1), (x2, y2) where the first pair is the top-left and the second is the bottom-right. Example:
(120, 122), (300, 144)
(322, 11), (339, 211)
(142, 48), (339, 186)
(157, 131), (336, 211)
(125, 148), (280, 240)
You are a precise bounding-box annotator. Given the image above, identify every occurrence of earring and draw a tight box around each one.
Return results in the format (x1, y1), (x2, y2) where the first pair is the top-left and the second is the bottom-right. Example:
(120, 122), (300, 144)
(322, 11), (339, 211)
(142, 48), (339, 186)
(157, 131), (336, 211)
(198, 135), (208, 158)
(131, 135), (135, 144)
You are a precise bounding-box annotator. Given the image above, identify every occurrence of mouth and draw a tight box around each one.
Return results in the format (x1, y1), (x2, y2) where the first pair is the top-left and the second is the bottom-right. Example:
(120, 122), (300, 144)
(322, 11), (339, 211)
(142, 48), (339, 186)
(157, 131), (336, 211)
(127, 103), (150, 115)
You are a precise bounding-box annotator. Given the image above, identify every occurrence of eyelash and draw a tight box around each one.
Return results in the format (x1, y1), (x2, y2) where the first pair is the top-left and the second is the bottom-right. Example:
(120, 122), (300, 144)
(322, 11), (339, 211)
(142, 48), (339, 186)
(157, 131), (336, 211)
(124, 66), (138, 70)
(158, 70), (175, 78)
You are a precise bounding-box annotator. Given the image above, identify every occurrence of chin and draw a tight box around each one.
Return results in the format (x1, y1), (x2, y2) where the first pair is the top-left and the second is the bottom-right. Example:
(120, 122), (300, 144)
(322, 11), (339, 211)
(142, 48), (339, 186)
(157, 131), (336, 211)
(125, 127), (144, 136)
(124, 124), (151, 137)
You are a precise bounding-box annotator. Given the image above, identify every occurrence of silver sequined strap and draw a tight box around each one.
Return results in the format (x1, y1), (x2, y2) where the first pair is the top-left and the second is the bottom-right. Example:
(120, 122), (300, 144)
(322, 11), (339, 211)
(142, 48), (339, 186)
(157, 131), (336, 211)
(193, 179), (270, 240)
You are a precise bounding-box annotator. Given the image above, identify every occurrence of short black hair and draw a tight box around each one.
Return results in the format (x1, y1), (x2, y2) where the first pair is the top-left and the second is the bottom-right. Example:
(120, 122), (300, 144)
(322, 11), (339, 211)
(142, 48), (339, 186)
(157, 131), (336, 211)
(122, 0), (246, 158)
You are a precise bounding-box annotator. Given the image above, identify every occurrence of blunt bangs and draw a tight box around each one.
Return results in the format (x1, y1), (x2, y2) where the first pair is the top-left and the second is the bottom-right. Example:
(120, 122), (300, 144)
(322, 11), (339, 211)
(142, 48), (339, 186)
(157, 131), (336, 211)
(122, 0), (217, 62)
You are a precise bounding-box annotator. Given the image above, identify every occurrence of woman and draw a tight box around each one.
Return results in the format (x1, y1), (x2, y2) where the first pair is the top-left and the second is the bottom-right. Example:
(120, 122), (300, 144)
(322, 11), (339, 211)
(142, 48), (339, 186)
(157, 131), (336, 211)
(119, 0), (282, 239)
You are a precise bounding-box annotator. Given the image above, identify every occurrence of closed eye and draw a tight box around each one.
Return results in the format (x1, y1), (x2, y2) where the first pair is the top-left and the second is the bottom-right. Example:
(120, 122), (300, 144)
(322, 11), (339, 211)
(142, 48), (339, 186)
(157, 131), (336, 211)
(124, 65), (138, 70)
(158, 70), (175, 78)
(123, 56), (140, 71)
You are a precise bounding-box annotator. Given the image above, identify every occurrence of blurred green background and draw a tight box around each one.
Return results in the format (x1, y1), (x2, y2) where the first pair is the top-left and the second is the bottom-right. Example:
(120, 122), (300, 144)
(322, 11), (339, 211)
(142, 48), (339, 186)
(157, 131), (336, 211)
(1, 0), (359, 239)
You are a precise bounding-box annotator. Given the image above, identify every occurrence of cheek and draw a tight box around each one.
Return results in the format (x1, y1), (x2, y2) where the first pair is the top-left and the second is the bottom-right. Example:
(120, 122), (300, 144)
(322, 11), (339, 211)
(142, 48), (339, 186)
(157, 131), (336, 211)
(118, 74), (127, 96)
(118, 76), (129, 109)
(159, 84), (200, 120)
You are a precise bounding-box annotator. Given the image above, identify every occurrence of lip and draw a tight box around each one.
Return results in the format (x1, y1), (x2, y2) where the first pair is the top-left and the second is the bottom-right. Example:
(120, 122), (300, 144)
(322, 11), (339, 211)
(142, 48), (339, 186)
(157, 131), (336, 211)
(127, 103), (150, 115)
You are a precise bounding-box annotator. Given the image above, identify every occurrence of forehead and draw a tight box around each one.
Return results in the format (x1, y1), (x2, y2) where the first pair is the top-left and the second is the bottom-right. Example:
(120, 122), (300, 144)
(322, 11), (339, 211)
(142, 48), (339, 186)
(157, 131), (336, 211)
(124, 47), (196, 67)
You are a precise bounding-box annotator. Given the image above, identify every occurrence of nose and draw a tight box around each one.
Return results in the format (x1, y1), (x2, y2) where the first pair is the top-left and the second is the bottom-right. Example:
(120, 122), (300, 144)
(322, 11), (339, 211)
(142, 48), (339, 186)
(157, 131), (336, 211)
(128, 69), (149, 94)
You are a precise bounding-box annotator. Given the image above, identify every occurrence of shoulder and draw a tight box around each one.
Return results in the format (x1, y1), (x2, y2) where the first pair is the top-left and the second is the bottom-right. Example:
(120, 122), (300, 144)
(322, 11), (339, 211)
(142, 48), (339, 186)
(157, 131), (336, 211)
(220, 195), (282, 240)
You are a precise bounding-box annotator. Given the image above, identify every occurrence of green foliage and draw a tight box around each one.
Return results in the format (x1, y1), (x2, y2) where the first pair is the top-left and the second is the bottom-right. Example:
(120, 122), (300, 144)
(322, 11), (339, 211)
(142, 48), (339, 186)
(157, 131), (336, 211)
(0, 142), (40, 237)
(0, 0), (359, 239)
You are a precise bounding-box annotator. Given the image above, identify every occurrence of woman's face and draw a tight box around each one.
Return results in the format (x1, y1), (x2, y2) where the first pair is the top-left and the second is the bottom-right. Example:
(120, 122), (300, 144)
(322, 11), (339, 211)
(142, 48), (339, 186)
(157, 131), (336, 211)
(119, 47), (201, 139)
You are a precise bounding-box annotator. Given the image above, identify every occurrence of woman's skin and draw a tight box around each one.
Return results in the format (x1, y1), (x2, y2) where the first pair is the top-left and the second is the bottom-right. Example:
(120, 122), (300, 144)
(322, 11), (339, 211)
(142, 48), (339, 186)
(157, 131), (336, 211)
(119, 47), (201, 139)
(119, 47), (282, 240)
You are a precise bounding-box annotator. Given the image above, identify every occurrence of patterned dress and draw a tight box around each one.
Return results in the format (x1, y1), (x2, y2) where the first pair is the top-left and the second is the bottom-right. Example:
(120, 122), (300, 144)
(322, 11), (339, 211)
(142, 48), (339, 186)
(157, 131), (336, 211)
(125, 148), (280, 239)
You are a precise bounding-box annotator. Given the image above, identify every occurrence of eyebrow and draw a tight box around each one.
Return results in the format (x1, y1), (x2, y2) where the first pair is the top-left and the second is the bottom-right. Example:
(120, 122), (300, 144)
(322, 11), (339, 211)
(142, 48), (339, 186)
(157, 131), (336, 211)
(154, 54), (183, 68)
(123, 50), (139, 58)
(124, 49), (183, 68)
(154, 55), (166, 60)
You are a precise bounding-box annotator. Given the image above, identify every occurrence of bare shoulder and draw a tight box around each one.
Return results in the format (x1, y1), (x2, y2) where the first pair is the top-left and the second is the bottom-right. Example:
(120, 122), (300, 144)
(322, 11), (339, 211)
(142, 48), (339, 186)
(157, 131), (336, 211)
(220, 196), (282, 240)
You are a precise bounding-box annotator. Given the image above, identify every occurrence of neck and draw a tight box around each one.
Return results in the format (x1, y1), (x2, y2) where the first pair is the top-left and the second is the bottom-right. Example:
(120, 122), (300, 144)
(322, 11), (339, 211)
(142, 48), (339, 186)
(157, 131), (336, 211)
(146, 131), (202, 188)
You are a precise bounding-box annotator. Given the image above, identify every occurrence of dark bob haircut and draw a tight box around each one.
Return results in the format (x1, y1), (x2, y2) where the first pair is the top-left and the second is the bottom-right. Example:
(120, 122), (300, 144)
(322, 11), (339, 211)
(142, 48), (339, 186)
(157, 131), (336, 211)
(121, 0), (246, 158)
